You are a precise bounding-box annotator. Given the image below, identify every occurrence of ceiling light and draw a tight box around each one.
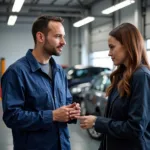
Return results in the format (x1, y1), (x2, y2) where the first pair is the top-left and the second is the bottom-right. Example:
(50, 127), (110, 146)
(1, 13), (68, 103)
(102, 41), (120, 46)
(102, 0), (135, 14)
(73, 16), (95, 27)
(7, 15), (17, 26)
(12, 0), (25, 12)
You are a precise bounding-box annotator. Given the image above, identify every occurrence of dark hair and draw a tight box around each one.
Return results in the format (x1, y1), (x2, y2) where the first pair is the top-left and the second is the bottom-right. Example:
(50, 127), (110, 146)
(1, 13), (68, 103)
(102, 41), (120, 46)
(32, 15), (64, 44)
(106, 23), (150, 97)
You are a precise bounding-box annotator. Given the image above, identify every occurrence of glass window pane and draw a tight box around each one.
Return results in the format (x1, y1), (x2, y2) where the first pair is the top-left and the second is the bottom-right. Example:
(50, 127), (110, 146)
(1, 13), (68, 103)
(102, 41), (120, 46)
(147, 39), (150, 50)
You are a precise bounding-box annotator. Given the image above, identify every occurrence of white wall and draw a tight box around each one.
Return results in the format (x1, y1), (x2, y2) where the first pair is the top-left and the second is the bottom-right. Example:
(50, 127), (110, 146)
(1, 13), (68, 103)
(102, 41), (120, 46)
(120, 0), (142, 32)
(90, 0), (112, 52)
(70, 19), (81, 66)
(0, 19), (70, 69)
(0, 24), (33, 69)
(91, 23), (113, 52)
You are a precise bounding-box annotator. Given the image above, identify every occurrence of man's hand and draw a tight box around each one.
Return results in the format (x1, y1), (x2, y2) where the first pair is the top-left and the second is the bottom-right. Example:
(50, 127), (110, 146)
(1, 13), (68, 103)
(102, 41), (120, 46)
(69, 103), (81, 120)
(77, 115), (97, 129)
(52, 103), (78, 122)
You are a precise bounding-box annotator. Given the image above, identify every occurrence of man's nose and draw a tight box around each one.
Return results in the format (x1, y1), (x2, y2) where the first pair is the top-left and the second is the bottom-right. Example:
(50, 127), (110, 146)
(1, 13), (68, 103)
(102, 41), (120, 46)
(61, 38), (66, 45)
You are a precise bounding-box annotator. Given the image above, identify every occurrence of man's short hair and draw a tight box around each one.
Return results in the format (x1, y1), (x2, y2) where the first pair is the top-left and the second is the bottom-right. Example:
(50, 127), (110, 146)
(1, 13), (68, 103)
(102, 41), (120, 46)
(32, 15), (64, 44)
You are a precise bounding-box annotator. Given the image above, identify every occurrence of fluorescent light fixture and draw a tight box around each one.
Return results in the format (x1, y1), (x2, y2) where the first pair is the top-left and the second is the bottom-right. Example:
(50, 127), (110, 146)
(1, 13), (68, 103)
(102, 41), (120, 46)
(102, 0), (135, 14)
(7, 15), (17, 26)
(12, 0), (25, 12)
(73, 16), (95, 27)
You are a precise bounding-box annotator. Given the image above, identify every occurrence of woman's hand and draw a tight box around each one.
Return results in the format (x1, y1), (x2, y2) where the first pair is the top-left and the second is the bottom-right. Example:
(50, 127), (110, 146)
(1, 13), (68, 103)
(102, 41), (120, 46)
(77, 115), (97, 129)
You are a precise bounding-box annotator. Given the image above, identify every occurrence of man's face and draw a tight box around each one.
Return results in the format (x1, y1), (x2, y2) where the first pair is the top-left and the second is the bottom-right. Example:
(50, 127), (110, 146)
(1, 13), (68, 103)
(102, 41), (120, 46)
(43, 21), (66, 56)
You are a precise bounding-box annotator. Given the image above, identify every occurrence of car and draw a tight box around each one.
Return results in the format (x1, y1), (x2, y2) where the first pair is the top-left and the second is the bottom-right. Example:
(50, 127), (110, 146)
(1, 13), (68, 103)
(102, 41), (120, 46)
(66, 65), (111, 103)
(80, 70), (111, 140)
(65, 65), (110, 88)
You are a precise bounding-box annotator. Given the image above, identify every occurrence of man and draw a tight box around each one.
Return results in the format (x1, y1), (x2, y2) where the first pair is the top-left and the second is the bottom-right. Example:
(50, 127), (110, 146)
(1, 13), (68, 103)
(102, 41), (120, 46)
(1, 16), (80, 150)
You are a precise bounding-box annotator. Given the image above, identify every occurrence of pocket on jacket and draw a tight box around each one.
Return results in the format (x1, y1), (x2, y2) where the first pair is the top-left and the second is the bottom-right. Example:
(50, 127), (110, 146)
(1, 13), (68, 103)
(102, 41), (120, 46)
(26, 88), (51, 109)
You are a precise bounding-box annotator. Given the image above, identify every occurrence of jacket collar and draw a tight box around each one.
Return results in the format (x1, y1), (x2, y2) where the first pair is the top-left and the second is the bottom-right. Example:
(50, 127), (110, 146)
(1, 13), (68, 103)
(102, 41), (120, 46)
(26, 49), (60, 72)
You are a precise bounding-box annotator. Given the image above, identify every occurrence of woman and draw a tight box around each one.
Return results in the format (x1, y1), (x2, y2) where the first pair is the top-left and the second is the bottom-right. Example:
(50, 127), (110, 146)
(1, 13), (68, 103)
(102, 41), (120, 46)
(77, 23), (150, 150)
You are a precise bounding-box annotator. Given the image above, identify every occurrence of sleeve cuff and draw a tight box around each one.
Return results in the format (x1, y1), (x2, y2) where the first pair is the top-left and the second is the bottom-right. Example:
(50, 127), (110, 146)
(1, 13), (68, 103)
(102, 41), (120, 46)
(94, 116), (111, 134)
(43, 110), (53, 124)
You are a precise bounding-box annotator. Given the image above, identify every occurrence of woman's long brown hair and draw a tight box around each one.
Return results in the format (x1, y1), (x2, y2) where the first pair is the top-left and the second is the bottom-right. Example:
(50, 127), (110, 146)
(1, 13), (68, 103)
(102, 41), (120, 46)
(106, 23), (150, 97)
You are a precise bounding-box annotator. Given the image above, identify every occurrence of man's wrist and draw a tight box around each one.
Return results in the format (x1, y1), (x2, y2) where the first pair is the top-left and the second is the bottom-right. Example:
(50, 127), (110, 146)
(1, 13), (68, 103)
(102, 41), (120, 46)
(52, 110), (56, 121)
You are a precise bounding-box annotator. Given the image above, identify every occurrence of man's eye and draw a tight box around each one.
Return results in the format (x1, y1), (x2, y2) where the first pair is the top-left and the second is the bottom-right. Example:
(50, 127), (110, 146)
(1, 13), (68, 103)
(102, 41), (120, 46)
(56, 35), (61, 38)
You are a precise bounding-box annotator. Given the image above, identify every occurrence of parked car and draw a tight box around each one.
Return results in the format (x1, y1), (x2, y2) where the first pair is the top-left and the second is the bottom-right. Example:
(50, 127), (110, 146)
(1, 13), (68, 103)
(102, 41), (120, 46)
(65, 65), (110, 88)
(69, 82), (91, 103)
(80, 71), (111, 140)
(66, 65), (110, 103)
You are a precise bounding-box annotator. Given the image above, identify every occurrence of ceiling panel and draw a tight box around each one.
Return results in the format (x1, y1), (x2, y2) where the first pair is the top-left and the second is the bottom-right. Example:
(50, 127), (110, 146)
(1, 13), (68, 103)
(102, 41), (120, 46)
(0, 16), (6, 21)
(54, 0), (71, 5)
(5, 0), (13, 2)
(0, 7), (7, 12)
(68, 0), (79, 6)
(25, 0), (33, 3)
(17, 16), (36, 22)
(38, 0), (55, 4)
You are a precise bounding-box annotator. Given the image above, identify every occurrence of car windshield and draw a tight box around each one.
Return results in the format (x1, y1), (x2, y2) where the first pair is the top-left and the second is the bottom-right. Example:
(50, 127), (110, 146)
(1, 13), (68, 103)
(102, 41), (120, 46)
(91, 74), (111, 92)
(69, 68), (104, 79)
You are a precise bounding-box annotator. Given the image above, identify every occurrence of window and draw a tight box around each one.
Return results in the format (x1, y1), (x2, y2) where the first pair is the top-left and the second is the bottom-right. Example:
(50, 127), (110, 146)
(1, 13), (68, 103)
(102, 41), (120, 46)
(75, 69), (88, 78)
(147, 51), (150, 63)
(147, 39), (150, 50)
(92, 74), (110, 92)
(90, 51), (113, 69)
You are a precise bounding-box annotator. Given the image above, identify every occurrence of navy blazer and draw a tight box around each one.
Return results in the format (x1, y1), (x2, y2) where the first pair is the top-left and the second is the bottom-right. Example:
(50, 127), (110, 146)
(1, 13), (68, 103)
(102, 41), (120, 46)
(94, 66), (150, 150)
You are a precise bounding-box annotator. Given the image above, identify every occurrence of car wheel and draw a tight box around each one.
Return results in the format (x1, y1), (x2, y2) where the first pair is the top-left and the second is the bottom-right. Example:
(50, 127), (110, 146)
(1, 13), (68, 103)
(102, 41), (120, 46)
(87, 112), (103, 140)
(87, 127), (102, 140)
(80, 101), (87, 116)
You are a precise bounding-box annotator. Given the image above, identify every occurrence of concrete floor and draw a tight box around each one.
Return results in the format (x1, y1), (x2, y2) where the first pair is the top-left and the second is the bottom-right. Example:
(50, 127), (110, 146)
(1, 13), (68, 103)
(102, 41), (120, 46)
(0, 102), (100, 150)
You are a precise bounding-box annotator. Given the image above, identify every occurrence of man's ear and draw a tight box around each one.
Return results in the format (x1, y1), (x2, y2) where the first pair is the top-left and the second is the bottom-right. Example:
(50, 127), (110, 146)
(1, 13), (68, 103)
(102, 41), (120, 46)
(36, 32), (45, 43)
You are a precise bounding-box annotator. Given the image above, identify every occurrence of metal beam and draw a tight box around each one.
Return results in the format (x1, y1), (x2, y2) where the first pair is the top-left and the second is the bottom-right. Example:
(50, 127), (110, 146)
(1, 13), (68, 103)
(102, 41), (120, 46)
(77, 0), (84, 8)
(31, 0), (36, 4)
(64, 0), (73, 6)
(0, 2), (86, 12)
(35, 0), (40, 4)
(89, 0), (104, 6)
(92, 15), (112, 18)
(0, 20), (33, 24)
(50, 0), (57, 5)
(0, 12), (83, 18)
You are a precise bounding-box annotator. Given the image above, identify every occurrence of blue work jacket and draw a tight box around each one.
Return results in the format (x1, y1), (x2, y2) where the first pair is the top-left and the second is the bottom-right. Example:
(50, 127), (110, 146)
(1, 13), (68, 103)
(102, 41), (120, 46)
(1, 49), (75, 150)
(94, 66), (150, 150)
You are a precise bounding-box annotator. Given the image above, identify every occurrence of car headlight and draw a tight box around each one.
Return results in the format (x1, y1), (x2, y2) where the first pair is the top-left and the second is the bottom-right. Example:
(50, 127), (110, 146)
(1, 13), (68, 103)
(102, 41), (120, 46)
(71, 87), (82, 94)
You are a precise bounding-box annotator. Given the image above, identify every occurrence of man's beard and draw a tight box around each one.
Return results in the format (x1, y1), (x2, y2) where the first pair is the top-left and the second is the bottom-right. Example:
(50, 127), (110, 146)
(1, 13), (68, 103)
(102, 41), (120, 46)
(43, 42), (60, 56)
